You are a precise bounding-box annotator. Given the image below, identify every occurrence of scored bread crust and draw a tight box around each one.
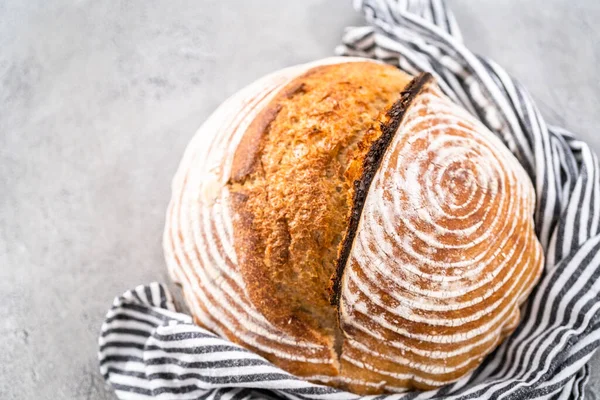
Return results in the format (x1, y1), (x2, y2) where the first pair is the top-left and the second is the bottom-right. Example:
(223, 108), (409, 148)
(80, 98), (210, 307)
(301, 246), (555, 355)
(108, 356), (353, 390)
(164, 58), (543, 394)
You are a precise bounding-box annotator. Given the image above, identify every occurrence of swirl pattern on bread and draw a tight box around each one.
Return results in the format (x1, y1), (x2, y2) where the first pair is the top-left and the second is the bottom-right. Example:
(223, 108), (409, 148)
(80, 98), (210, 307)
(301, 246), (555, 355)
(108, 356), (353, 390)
(335, 74), (543, 391)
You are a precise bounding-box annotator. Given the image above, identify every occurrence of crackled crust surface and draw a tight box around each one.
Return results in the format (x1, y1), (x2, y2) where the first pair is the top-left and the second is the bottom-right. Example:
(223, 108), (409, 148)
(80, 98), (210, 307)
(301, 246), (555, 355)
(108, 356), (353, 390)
(228, 62), (412, 342)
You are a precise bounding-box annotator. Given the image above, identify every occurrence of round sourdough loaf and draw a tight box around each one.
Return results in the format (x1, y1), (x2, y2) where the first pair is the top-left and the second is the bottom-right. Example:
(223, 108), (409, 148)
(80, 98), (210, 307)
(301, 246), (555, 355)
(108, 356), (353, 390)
(163, 57), (543, 394)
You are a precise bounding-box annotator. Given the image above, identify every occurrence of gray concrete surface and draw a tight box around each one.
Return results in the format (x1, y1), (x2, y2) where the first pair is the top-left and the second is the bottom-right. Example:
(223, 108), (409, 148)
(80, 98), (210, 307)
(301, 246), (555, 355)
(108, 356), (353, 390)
(1, 0), (599, 398)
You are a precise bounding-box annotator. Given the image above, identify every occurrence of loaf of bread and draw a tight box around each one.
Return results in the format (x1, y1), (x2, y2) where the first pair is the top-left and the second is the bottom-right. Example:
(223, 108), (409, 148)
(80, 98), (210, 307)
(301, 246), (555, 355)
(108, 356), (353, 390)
(163, 57), (543, 394)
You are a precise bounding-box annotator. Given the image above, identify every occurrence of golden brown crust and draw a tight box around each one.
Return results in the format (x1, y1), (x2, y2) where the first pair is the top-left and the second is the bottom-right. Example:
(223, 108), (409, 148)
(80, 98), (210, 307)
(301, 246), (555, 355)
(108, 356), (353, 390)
(228, 62), (412, 340)
(230, 105), (282, 183)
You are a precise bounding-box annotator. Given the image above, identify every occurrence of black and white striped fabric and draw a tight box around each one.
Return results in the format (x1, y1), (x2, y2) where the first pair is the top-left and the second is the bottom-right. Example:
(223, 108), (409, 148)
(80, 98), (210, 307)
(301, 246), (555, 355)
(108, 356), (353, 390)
(99, 0), (600, 398)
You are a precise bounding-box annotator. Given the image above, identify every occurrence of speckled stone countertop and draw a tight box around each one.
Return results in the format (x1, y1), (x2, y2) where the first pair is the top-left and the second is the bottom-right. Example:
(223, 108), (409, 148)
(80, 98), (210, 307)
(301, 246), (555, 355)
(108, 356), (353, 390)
(1, 0), (599, 398)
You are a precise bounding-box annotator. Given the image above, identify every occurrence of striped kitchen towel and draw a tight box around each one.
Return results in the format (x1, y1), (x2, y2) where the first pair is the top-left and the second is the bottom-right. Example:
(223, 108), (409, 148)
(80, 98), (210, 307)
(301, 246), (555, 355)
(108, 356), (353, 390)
(98, 0), (600, 398)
